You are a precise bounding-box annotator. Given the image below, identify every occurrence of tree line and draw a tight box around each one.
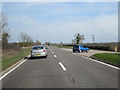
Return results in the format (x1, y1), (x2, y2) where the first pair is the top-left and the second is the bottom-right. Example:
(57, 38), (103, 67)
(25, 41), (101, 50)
(1, 13), (41, 50)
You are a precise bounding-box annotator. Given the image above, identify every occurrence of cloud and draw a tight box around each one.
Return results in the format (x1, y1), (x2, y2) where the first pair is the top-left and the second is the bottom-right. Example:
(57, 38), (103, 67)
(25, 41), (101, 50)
(3, 0), (119, 2)
(26, 2), (117, 17)
(38, 14), (117, 35)
(11, 14), (117, 43)
(9, 15), (35, 25)
(5, 2), (118, 43)
(9, 14), (118, 43)
(24, 2), (55, 7)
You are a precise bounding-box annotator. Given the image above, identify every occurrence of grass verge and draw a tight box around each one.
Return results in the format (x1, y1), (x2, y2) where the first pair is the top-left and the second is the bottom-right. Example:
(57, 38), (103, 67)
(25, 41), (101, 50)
(92, 53), (119, 67)
(2, 47), (31, 70)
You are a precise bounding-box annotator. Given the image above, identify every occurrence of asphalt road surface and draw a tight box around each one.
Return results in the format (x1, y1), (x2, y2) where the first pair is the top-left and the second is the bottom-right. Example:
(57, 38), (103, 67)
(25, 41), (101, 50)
(2, 46), (119, 88)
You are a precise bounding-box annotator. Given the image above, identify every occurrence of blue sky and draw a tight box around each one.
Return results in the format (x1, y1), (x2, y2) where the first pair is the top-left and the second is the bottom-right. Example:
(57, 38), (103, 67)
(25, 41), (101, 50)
(2, 2), (118, 43)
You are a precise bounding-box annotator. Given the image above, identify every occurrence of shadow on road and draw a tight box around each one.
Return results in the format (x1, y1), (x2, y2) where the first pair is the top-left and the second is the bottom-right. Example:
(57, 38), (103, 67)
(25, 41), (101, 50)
(26, 56), (47, 60)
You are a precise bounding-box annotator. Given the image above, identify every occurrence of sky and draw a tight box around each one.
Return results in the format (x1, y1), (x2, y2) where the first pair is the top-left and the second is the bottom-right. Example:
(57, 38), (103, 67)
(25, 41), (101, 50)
(2, 2), (118, 43)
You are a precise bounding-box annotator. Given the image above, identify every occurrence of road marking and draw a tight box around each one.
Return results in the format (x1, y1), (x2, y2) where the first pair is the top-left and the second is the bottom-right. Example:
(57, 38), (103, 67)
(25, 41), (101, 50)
(0, 59), (27, 80)
(49, 49), (52, 52)
(47, 46), (53, 53)
(54, 55), (57, 58)
(48, 47), (56, 58)
(59, 62), (67, 71)
(72, 53), (120, 70)
(46, 46), (52, 52)
(86, 57), (120, 70)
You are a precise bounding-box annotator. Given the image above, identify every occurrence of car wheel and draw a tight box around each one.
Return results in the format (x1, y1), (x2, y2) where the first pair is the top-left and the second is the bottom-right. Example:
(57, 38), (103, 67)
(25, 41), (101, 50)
(79, 50), (82, 53)
(31, 55), (33, 58)
(86, 50), (88, 53)
(45, 55), (47, 58)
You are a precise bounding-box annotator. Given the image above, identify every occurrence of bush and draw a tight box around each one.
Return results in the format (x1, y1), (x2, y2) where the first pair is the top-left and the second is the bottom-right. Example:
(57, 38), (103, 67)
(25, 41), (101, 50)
(52, 43), (119, 51)
(19, 42), (34, 47)
(85, 45), (115, 51)
(2, 42), (20, 50)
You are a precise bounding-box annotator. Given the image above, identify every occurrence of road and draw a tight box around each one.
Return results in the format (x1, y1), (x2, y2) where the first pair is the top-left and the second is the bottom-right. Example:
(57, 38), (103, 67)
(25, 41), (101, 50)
(2, 46), (119, 89)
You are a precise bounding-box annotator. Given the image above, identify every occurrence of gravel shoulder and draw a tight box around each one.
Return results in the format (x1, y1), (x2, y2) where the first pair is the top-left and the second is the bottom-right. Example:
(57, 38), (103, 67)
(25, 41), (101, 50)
(59, 48), (119, 57)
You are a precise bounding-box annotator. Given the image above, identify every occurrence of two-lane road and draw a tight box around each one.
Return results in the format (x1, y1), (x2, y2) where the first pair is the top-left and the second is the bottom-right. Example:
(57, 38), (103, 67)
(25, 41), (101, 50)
(2, 46), (119, 88)
(49, 46), (118, 88)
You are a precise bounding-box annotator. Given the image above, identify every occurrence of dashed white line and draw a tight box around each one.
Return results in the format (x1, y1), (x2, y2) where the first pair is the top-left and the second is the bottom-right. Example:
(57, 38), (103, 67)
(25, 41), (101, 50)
(0, 59), (27, 80)
(47, 46), (52, 52)
(52, 52), (54, 54)
(54, 55), (57, 58)
(59, 62), (67, 71)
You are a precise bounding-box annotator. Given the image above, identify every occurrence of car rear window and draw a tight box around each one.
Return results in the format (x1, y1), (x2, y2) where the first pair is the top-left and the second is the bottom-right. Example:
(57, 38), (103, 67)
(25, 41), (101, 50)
(74, 46), (79, 48)
(33, 46), (44, 50)
(83, 46), (86, 48)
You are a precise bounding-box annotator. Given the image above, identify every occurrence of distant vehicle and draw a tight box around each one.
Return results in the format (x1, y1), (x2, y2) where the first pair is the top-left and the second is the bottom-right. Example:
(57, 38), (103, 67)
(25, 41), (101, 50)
(73, 45), (89, 53)
(48, 44), (50, 46)
(31, 45), (48, 58)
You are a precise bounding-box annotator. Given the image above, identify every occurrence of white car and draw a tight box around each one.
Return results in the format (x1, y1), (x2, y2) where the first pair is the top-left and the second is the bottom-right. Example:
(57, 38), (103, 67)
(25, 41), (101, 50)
(31, 45), (48, 58)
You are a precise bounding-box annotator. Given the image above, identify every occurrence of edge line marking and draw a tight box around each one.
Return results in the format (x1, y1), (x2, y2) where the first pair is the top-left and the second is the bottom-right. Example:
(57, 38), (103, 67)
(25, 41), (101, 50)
(0, 59), (27, 80)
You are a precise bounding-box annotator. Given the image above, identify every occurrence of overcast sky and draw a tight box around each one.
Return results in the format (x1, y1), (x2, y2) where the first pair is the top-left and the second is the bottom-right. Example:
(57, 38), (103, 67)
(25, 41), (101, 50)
(2, 2), (118, 43)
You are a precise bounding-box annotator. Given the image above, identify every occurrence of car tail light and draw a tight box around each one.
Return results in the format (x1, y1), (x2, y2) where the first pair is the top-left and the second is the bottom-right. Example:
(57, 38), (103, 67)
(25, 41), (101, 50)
(31, 50), (32, 53)
(78, 48), (79, 50)
(43, 50), (45, 52)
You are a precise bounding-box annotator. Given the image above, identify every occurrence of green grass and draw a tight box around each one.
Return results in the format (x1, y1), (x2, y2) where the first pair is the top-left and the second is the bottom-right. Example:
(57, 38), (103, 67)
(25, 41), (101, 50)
(2, 48), (31, 70)
(92, 53), (119, 66)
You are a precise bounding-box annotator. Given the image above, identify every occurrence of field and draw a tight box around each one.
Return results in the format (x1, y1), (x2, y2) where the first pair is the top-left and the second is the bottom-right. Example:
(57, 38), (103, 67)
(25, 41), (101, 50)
(2, 47), (31, 70)
(51, 42), (119, 52)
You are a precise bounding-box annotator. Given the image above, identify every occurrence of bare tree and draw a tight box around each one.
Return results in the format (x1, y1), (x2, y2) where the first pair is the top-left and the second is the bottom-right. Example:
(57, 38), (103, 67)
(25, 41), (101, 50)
(0, 13), (2, 34)
(20, 32), (27, 42)
(0, 14), (2, 41)
(2, 14), (8, 32)
(35, 40), (41, 45)
(27, 35), (33, 42)
(74, 33), (84, 44)
(1, 13), (10, 49)
(20, 32), (32, 42)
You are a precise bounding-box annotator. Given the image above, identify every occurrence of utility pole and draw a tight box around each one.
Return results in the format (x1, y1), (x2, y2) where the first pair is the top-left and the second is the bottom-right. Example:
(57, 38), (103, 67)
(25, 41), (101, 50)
(92, 34), (95, 44)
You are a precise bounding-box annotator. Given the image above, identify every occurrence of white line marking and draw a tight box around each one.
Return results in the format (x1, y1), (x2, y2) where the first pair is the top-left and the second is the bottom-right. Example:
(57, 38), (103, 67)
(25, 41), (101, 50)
(0, 59), (27, 80)
(54, 55), (57, 58)
(52, 52), (54, 54)
(87, 57), (120, 70)
(59, 62), (67, 71)
(47, 46), (52, 51)
(73, 53), (120, 70)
